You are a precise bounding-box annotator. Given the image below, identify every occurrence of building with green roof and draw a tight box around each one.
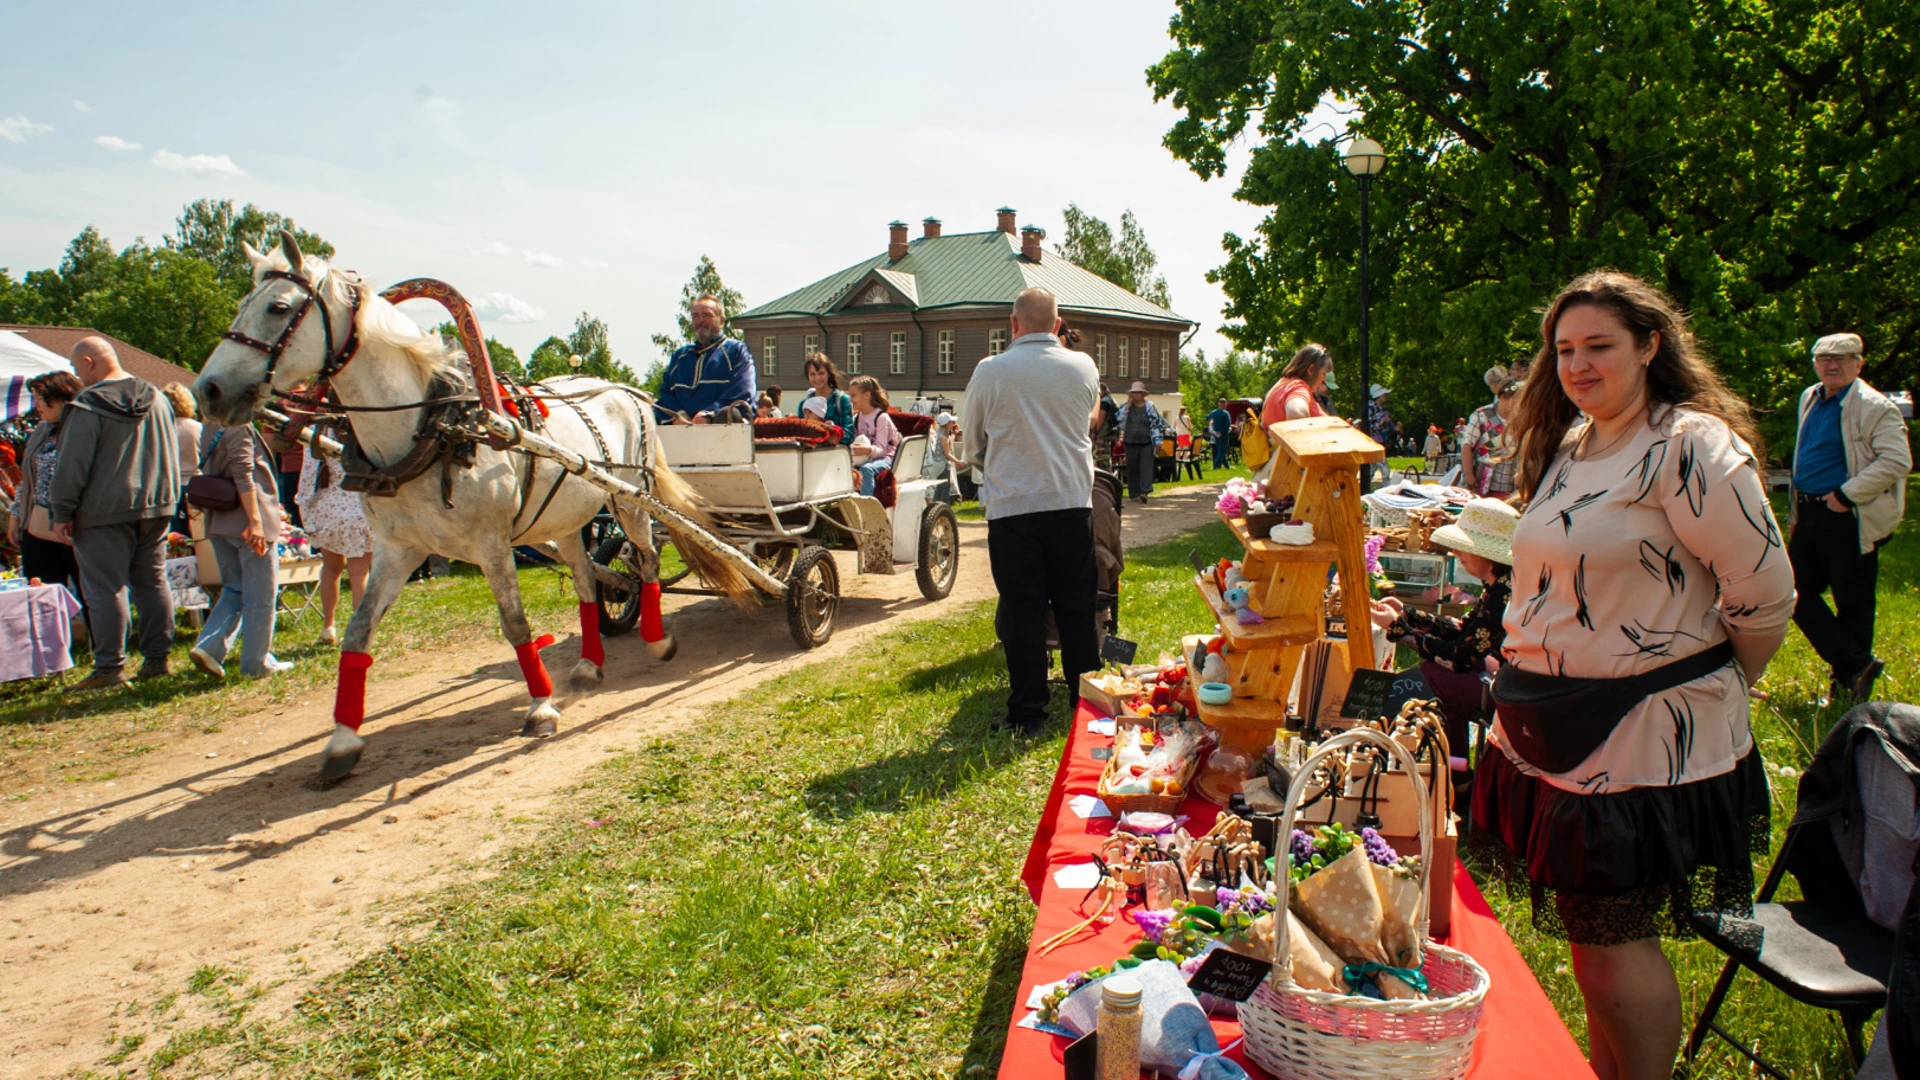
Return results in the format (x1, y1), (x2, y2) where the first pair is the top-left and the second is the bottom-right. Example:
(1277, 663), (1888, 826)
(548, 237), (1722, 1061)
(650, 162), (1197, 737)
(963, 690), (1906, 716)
(734, 208), (1195, 408)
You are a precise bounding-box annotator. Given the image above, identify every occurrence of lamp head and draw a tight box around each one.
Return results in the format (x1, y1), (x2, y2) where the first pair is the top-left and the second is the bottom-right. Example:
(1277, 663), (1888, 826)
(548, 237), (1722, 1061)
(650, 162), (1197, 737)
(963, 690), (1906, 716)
(1343, 136), (1386, 178)
(569, 353), (583, 371)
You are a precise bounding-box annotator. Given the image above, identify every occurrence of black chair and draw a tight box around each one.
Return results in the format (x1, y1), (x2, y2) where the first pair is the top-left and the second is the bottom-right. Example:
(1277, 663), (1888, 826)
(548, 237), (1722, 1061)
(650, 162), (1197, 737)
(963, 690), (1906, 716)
(1684, 820), (1893, 1077)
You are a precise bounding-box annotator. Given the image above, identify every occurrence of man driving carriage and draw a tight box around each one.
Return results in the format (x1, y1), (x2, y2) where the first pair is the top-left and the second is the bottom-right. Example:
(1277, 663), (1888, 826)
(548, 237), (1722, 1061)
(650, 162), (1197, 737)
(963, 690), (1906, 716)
(654, 294), (757, 425)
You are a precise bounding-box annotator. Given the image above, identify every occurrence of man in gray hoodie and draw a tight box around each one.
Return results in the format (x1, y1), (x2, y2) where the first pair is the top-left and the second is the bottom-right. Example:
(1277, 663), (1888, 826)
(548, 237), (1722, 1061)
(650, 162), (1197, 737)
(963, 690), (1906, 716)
(50, 336), (182, 688)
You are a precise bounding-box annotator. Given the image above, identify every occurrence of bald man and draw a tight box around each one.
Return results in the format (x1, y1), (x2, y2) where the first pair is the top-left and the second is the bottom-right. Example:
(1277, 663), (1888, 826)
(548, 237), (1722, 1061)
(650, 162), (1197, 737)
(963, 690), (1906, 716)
(962, 288), (1102, 734)
(51, 336), (182, 688)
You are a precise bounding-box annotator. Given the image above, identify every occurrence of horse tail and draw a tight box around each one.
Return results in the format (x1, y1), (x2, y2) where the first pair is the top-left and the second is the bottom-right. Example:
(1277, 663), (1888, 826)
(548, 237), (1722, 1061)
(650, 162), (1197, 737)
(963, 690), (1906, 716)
(640, 409), (759, 609)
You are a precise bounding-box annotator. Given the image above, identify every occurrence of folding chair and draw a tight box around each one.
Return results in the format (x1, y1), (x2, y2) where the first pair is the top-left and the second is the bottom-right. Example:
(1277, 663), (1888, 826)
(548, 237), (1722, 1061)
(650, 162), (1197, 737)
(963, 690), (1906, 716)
(1684, 816), (1894, 1075)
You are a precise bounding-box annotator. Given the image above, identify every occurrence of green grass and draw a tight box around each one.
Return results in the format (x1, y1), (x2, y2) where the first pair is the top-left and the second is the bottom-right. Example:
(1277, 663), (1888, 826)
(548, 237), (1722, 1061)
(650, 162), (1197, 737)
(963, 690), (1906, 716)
(154, 482), (1916, 1078)
(0, 561), (588, 796)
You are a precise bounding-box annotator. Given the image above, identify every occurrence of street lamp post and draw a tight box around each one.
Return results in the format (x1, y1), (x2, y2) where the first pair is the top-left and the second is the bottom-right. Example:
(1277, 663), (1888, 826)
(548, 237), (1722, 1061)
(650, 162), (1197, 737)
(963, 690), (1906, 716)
(569, 353), (583, 373)
(1342, 136), (1386, 492)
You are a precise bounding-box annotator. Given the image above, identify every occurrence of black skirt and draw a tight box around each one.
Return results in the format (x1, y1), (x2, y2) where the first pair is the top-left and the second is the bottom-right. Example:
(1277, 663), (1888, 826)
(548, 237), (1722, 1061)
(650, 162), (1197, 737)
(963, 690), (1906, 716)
(1469, 744), (1770, 945)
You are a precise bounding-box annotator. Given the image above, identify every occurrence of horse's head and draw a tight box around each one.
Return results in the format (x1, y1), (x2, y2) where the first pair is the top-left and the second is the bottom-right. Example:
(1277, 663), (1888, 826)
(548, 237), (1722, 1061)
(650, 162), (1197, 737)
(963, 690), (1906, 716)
(195, 229), (359, 425)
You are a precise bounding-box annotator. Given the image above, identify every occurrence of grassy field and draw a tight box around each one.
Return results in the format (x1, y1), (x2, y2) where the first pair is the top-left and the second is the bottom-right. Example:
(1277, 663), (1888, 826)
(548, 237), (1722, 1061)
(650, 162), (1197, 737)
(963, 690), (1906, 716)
(0, 560), (588, 797)
(127, 481), (1920, 1077)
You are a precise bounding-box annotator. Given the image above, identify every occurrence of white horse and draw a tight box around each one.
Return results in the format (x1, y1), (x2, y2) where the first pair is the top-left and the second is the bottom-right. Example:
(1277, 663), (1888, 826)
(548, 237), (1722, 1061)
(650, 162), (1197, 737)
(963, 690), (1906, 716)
(195, 232), (749, 781)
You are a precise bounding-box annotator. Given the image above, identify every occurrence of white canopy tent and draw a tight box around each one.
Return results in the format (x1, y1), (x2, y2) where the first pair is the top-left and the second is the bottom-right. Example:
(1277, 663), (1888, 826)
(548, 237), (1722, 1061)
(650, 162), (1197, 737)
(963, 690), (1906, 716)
(1, 331), (71, 423)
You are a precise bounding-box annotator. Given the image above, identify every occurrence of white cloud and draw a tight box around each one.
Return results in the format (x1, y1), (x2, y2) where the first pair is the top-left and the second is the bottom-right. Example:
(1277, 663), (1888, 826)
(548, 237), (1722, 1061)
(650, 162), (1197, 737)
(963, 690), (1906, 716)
(523, 249), (562, 269)
(151, 149), (244, 176)
(471, 240), (511, 257)
(94, 135), (141, 152)
(0, 115), (54, 142)
(473, 292), (546, 324)
(71, 100), (91, 114)
(581, 259), (609, 271)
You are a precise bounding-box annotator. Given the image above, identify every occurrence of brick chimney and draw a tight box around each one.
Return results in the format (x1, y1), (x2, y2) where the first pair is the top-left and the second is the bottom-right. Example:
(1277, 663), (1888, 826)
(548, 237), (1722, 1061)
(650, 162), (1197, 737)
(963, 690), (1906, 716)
(922, 216), (942, 239)
(996, 206), (1017, 234)
(1021, 225), (1045, 262)
(888, 220), (909, 260)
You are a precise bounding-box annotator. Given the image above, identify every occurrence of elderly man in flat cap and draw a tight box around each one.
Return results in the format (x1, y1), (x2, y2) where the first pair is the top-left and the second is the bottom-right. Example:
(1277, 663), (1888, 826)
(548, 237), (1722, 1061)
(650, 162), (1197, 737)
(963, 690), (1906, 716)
(1788, 332), (1911, 704)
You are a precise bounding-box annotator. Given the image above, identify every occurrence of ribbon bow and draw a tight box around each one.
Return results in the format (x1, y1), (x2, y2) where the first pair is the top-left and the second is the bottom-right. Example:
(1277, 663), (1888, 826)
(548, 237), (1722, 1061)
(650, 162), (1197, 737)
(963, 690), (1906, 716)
(1178, 1037), (1243, 1080)
(1342, 960), (1430, 997)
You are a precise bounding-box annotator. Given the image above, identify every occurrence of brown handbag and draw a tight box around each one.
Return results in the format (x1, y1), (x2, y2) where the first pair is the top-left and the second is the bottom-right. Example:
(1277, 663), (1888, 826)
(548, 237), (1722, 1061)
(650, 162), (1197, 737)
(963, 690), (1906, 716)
(185, 430), (241, 512)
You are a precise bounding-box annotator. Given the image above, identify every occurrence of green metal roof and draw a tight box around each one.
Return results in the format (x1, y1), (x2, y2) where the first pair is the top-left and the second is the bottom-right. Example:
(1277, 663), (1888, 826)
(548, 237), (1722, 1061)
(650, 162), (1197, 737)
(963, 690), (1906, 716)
(737, 230), (1193, 327)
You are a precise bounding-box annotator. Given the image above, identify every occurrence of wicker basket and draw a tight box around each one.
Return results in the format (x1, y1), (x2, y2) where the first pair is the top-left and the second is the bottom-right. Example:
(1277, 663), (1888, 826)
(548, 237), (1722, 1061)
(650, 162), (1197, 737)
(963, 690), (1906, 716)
(1239, 727), (1490, 1080)
(1095, 750), (1199, 814)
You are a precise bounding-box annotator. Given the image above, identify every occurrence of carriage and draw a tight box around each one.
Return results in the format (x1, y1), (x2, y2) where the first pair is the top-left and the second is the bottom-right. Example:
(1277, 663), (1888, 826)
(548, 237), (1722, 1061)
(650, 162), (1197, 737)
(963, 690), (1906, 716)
(586, 418), (960, 650)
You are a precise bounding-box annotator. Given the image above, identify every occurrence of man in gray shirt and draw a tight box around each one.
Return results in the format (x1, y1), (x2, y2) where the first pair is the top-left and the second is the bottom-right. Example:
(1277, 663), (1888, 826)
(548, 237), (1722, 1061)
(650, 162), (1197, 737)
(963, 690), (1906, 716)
(963, 288), (1102, 734)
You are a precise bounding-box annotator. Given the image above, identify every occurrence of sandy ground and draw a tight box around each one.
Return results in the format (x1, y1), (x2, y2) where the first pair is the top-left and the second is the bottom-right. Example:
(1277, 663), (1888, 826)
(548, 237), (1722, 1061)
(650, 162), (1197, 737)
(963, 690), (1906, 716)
(0, 483), (1221, 1078)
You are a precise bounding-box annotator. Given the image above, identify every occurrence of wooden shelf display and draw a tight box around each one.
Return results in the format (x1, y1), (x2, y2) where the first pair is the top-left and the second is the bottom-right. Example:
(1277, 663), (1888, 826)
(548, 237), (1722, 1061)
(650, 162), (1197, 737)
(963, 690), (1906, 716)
(1194, 415), (1385, 752)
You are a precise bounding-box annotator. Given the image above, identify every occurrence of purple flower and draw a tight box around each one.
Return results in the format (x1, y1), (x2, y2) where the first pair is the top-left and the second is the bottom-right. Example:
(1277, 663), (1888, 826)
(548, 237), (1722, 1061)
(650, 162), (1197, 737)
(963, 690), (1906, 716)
(1216, 886), (1273, 915)
(1363, 533), (1386, 576)
(1289, 829), (1315, 864)
(1135, 908), (1175, 943)
(1360, 826), (1399, 867)
(1180, 953), (1207, 976)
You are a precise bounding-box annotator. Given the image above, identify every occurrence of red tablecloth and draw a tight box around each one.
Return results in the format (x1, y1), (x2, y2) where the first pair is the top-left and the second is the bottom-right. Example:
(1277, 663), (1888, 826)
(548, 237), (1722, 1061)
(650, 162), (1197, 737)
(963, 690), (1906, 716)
(1000, 702), (1595, 1079)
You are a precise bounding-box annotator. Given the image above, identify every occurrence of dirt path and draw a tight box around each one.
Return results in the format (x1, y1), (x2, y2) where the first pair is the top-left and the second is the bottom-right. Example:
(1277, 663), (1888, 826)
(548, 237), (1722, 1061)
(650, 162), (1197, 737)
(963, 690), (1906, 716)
(0, 484), (1222, 1078)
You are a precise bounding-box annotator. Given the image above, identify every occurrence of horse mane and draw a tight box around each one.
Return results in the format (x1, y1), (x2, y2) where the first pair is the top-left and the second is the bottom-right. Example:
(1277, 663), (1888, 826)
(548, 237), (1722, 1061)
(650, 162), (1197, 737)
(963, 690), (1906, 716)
(255, 247), (458, 386)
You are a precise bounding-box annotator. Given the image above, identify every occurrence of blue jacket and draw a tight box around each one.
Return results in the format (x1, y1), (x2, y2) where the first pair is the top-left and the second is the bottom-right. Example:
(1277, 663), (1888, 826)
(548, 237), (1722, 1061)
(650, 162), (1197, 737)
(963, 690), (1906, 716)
(655, 337), (757, 423)
(802, 389), (856, 443)
(1112, 400), (1171, 444)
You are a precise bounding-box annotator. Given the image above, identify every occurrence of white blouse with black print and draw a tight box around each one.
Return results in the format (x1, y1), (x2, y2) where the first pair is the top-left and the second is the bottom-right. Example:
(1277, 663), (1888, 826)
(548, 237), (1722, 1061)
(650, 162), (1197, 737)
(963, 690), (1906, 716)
(1490, 406), (1796, 794)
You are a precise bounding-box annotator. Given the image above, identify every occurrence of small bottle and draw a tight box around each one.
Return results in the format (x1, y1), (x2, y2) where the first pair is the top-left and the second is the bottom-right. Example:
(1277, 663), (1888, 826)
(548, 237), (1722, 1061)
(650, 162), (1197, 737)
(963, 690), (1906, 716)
(1096, 974), (1143, 1080)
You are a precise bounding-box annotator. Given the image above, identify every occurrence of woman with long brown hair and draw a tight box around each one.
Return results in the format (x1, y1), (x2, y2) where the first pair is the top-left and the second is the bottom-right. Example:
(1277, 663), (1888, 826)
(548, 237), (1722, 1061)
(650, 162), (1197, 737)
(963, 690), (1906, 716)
(1258, 343), (1334, 427)
(1474, 271), (1794, 1079)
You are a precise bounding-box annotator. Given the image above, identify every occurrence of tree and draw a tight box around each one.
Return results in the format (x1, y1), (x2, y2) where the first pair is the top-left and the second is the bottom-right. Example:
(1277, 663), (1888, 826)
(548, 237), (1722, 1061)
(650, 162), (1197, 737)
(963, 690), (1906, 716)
(1179, 347), (1272, 410)
(1149, 0), (1920, 454)
(69, 244), (235, 369)
(649, 255), (746, 358)
(0, 268), (45, 324)
(527, 314), (639, 385)
(167, 198), (333, 294)
(433, 321), (524, 382)
(1056, 205), (1172, 308)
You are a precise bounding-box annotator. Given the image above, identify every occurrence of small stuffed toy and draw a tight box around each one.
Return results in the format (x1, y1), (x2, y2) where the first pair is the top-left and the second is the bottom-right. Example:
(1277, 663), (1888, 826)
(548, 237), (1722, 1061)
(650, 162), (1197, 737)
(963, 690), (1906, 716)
(1222, 586), (1264, 624)
(1200, 640), (1230, 684)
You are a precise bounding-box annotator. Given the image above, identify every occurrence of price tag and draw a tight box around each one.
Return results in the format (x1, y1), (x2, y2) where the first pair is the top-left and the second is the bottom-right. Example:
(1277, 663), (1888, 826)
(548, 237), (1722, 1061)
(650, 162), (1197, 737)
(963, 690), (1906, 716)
(1339, 666), (1434, 720)
(1100, 635), (1138, 666)
(1185, 948), (1273, 1003)
(1063, 1030), (1099, 1080)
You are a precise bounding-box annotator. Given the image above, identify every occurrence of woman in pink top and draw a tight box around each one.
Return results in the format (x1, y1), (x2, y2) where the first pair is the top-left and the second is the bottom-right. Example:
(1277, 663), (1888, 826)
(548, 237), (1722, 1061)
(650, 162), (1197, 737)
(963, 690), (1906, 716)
(847, 376), (900, 498)
(1259, 343), (1333, 429)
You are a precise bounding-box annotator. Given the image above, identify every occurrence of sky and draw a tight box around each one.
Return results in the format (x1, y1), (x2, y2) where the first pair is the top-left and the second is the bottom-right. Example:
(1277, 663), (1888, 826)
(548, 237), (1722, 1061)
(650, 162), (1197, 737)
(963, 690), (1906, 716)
(0, 1), (1348, 368)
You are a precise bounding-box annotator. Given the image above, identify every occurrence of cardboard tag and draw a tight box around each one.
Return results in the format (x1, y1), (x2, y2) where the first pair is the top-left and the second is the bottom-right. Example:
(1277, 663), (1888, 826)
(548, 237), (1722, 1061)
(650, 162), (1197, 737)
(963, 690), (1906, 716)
(1339, 666), (1434, 721)
(1063, 1030), (1098, 1080)
(1185, 948), (1273, 1003)
(1100, 635), (1139, 666)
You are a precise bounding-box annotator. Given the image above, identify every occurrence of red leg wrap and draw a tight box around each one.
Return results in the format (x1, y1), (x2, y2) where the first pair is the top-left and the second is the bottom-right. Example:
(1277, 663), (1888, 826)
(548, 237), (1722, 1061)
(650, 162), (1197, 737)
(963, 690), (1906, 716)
(640, 581), (664, 643)
(578, 602), (604, 666)
(516, 635), (556, 698)
(334, 651), (375, 731)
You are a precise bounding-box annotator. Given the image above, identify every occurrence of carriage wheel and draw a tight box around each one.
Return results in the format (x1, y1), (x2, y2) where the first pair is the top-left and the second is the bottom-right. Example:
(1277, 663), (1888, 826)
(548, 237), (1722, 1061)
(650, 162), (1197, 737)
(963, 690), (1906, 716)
(784, 545), (839, 649)
(593, 535), (644, 636)
(915, 502), (959, 601)
(650, 521), (694, 588)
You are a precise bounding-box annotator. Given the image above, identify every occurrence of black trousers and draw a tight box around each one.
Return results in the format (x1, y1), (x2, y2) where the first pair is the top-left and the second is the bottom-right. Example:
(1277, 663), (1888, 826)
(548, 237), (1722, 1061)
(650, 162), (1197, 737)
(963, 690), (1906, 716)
(1789, 500), (1879, 681)
(1123, 442), (1155, 499)
(987, 508), (1099, 724)
(20, 531), (81, 595)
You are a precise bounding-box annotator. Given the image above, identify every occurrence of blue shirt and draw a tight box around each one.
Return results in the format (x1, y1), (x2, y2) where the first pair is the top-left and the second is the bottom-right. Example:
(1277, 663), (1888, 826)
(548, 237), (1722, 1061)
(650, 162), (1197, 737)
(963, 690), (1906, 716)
(654, 337), (756, 423)
(1206, 407), (1232, 437)
(1794, 381), (1851, 495)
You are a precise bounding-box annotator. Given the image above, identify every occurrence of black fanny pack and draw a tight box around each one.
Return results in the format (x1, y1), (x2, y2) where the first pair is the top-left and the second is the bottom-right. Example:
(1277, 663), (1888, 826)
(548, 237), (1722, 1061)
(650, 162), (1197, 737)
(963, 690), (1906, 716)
(1493, 641), (1735, 774)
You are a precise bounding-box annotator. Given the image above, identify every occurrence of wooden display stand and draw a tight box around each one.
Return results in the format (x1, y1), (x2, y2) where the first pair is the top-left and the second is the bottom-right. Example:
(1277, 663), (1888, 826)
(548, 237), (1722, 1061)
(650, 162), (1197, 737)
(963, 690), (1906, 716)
(1193, 416), (1385, 755)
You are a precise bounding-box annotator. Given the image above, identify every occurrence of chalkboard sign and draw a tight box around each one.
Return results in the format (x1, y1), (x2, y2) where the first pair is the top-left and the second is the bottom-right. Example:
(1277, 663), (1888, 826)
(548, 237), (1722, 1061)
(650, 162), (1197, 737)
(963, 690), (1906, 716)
(1339, 666), (1435, 721)
(1100, 634), (1139, 666)
(1185, 948), (1273, 1003)
(1063, 1031), (1098, 1080)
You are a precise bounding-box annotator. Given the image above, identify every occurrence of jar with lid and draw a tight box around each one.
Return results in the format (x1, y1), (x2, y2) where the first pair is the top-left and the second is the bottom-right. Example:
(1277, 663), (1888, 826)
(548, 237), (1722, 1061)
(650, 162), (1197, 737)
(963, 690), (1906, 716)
(1096, 974), (1143, 1080)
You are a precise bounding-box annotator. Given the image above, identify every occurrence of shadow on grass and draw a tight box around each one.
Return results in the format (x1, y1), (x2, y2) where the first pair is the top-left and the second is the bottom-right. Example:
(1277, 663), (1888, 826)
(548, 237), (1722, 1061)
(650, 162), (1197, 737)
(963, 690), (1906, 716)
(801, 684), (1030, 818)
(959, 920), (1038, 1077)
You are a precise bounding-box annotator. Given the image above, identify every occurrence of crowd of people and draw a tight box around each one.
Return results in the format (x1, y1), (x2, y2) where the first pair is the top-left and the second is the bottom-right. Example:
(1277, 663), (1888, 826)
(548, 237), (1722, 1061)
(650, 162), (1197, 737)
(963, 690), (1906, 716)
(0, 336), (375, 687)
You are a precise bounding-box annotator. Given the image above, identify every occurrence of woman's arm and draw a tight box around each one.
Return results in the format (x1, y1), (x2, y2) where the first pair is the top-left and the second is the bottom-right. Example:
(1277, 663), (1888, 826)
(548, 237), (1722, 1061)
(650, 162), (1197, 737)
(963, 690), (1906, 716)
(227, 427), (270, 556)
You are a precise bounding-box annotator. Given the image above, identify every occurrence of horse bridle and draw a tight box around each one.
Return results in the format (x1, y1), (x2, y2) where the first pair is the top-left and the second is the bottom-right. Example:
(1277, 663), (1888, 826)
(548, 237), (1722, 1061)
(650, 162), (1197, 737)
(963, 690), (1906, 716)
(221, 266), (363, 383)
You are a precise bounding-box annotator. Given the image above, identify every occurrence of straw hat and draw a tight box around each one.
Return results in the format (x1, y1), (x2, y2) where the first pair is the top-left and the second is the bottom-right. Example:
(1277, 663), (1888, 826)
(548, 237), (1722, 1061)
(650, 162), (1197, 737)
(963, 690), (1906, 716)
(1428, 498), (1519, 566)
(1127, 380), (1149, 394)
(1482, 365), (1510, 393)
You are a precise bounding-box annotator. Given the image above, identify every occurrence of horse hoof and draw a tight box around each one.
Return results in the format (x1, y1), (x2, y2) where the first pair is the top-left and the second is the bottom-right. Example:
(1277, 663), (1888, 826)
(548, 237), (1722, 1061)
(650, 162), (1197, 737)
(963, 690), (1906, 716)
(319, 724), (365, 782)
(645, 634), (677, 662)
(521, 700), (559, 738)
(569, 660), (603, 693)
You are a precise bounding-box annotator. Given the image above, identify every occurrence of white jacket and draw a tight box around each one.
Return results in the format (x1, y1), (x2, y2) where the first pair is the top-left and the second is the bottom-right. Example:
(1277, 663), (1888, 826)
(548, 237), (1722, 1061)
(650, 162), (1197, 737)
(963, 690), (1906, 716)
(1790, 377), (1912, 553)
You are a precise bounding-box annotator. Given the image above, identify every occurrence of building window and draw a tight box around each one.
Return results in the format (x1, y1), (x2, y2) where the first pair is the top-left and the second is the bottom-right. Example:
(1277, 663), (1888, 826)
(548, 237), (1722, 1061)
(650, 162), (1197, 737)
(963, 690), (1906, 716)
(1159, 339), (1170, 380)
(938, 330), (954, 374)
(846, 333), (863, 374)
(804, 332), (819, 360)
(889, 331), (906, 375)
(1096, 334), (1108, 376)
(761, 337), (777, 377)
(1118, 336), (1129, 378)
(988, 328), (1008, 356)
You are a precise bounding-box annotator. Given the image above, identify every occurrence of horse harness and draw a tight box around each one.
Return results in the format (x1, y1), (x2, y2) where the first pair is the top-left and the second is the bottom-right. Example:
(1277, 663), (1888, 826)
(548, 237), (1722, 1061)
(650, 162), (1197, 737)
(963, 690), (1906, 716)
(223, 266), (363, 382)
